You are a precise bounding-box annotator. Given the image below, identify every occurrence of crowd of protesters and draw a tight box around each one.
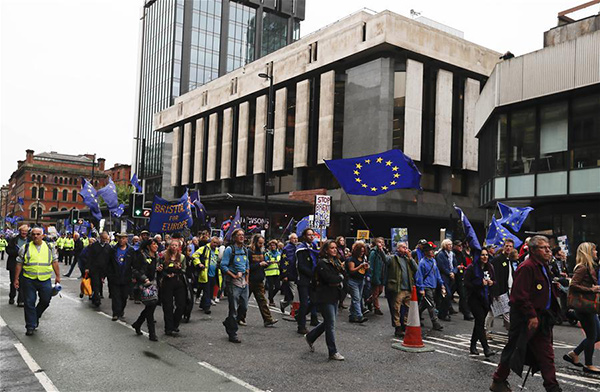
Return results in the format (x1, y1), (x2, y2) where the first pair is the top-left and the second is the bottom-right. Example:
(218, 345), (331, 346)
(2, 225), (598, 380)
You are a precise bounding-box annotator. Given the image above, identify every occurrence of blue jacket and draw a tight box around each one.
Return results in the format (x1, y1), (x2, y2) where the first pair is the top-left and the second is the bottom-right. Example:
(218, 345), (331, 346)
(281, 242), (298, 281)
(435, 250), (455, 291)
(415, 257), (444, 291)
(221, 245), (249, 276)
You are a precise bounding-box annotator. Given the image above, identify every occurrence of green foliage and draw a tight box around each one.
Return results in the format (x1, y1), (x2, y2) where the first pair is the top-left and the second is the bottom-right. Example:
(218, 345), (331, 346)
(97, 184), (132, 207)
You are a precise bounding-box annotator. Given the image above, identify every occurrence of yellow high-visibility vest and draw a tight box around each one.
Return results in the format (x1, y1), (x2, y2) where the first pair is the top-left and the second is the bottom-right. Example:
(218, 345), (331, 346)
(64, 238), (75, 250)
(0, 238), (7, 251)
(56, 237), (65, 249)
(192, 245), (220, 284)
(82, 238), (89, 247)
(22, 242), (54, 281)
(264, 251), (281, 276)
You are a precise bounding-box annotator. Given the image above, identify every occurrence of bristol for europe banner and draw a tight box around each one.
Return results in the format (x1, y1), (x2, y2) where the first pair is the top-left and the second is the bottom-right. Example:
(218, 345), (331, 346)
(149, 191), (193, 233)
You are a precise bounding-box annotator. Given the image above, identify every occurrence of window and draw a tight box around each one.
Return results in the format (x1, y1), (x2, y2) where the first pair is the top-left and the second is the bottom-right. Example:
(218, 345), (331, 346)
(54, 176), (58, 183)
(62, 189), (68, 201)
(285, 86), (296, 170)
(392, 60), (406, 151)
(116, 172), (120, 180)
(495, 114), (508, 176)
(72, 190), (77, 202)
(73, 178), (77, 185)
(59, 178), (63, 184)
(61, 207), (67, 211)
(69, 178), (73, 185)
(50, 207), (58, 212)
(30, 207), (36, 219)
(509, 109), (536, 174)
(333, 72), (346, 159)
(39, 187), (45, 200)
(571, 94), (600, 169)
(262, 12), (288, 56)
(42, 176), (46, 183)
(226, 2), (256, 72)
(32, 174), (37, 182)
(53, 189), (58, 200)
(539, 102), (568, 172)
(421, 64), (437, 164)
(32, 186), (37, 199)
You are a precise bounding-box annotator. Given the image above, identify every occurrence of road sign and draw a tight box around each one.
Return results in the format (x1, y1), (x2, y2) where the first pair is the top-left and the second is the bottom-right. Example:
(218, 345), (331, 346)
(356, 230), (370, 240)
(314, 195), (331, 227)
(141, 208), (151, 218)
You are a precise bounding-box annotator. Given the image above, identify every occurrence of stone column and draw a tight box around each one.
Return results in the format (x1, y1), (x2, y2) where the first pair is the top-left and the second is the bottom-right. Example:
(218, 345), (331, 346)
(170, 126), (181, 187)
(206, 113), (218, 182)
(463, 78), (481, 171)
(272, 88), (287, 171)
(193, 118), (205, 184)
(404, 59), (423, 161)
(221, 108), (233, 179)
(181, 122), (192, 186)
(434, 69), (453, 166)
(293, 80), (310, 168)
(236, 102), (249, 177)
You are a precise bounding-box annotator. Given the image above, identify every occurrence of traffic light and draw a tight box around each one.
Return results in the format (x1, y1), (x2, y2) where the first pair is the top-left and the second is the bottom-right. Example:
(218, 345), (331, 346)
(70, 209), (80, 224)
(129, 193), (144, 217)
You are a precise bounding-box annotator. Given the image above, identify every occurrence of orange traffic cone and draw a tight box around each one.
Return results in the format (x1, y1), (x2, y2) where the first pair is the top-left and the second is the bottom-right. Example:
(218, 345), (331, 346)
(403, 286), (425, 348)
(392, 286), (434, 353)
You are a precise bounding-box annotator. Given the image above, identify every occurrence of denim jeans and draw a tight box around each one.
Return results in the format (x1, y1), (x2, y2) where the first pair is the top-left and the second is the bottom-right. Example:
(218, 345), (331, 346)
(224, 281), (249, 338)
(22, 277), (53, 330)
(574, 312), (600, 365)
(347, 278), (364, 319)
(307, 303), (338, 356)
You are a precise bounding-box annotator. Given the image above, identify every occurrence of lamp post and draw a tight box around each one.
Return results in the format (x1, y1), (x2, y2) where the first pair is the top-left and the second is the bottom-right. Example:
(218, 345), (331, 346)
(258, 72), (274, 238)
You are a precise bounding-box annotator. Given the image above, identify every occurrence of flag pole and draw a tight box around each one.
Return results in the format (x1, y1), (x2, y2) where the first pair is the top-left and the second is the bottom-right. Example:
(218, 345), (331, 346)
(342, 191), (371, 233)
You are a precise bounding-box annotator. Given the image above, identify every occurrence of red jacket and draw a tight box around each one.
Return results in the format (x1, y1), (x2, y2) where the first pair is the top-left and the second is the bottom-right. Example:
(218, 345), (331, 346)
(509, 254), (559, 320)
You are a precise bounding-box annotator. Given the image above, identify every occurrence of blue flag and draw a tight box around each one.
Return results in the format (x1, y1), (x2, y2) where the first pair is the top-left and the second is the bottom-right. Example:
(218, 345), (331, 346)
(17, 197), (24, 205)
(148, 190), (194, 233)
(485, 217), (523, 249)
(79, 179), (102, 221)
(131, 173), (142, 193)
(189, 190), (209, 227)
(97, 178), (121, 217)
(224, 207), (241, 241)
(324, 149), (421, 196)
(497, 202), (533, 232)
(282, 217), (296, 237)
(454, 205), (481, 262)
(296, 216), (310, 237)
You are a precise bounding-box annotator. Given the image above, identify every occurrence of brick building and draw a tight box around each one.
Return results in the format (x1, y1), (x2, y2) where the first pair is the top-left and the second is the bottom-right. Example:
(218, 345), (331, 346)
(1, 150), (108, 226)
(105, 163), (131, 187)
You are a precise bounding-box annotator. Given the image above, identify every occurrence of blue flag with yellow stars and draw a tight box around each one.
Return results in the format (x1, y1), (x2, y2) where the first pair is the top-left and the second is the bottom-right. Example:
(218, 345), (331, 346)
(79, 179), (102, 221)
(497, 202), (533, 232)
(97, 178), (122, 217)
(224, 206), (241, 241)
(454, 205), (481, 252)
(324, 149), (421, 195)
(485, 217), (523, 249)
(131, 173), (143, 193)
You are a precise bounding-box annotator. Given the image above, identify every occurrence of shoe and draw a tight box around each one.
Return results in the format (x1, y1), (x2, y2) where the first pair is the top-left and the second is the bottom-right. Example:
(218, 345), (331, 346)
(264, 319), (279, 327)
(363, 309), (371, 315)
(563, 351), (583, 367)
(237, 320), (246, 326)
(464, 314), (474, 321)
(358, 317), (369, 323)
(310, 316), (319, 326)
(339, 303), (348, 310)
(8, 299), (14, 305)
(280, 300), (288, 313)
(583, 365), (600, 374)
(25, 329), (34, 336)
(297, 327), (308, 335)
(269, 301), (276, 307)
(134, 300), (141, 304)
(118, 316), (126, 322)
(215, 298), (220, 303)
(439, 315), (451, 322)
(229, 336), (242, 343)
(470, 346), (479, 355)
(112, 316), (118, 321)
(173, 328), (180, 333)
(432, 322), (444, 331)
(133, 323), (143, 335)
(149, 335), (158, 342)
(195, 298), (201, 304)
(329, 352), (345, 361)
(374, 309), (383, 316)
(204, 310), (212, 315)
(489, 380), (512, 392)
(484, 349), (497, 358)
(394, 327), (405, 338)
(183, 316), (190, 323)
(17, 302), (24, 308)
(304, 334), (314, 352)
(63, 274), (70, 277)
(165, 330), (175, 336)
(211, 299), (217, 306)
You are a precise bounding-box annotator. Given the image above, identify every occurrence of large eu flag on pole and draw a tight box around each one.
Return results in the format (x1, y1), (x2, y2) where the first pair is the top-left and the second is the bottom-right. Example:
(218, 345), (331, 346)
(224, 207), (241, 242)
(324, 149), (421, 196)
(131, 173), (143, 193)
(97, 178), (124, 217)
(80, 179), (102, 221)
(497, 202), (533, 232)
(454, 205), (481, 261)
(485, 217), (523, 249)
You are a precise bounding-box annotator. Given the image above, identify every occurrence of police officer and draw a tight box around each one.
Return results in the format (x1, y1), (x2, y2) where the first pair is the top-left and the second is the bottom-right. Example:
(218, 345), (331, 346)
(264, 239), (281, 307)
(64, 233), (75, 265)
(0, 235), (8, 260)
(13, 227), (60, 336)
(56, 233), (65, 263)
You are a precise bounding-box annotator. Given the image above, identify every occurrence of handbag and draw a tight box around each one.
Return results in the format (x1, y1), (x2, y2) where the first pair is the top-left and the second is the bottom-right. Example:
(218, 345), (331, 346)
(80, 273), (92, 297)
(567, 268), (600, 314)
(141, 283), (158, 305)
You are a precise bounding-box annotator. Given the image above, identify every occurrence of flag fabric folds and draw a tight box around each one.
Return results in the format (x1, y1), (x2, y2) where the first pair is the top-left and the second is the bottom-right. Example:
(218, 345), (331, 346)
(497, 202), (533, 232)
(224, 207), (241, 241)
(148, 190), (194, 233)
(282, 217), (296, 237)
(79, 179), (102, 221)
(189, 190), (210, 227)
(296, 216), (310, 237)
(454, 205), (481, 256)
(131, 173), (143, 193)
(97, 178), (123, 217)
(324, 149), (421, 196)
(485, 217), (523, 249)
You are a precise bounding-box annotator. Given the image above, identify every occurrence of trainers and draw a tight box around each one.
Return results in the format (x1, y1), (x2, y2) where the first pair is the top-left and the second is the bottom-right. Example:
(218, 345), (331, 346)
(211, 299), (217, 306)
(238, 319), (247, 326)
(329, 352), (345, 361)
(229, 336), (241, 343)
(489, 380), (512, 392)
(280, 300), (288, 313)
(8, 299), (14, 305)
(374, 309), (383, 315)
(25, 329), (34, 336)
(432, 322), (444, 331)
(304, 334), (314, 352)
(264, 319), (279, 327)
(214, 298), (220, 303)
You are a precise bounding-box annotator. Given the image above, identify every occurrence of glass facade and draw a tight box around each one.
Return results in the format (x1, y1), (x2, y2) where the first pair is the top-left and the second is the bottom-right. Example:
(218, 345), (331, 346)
(226, 2), (256, 72)
(262, 12), (288, 56)
(188, 0), (222, 91)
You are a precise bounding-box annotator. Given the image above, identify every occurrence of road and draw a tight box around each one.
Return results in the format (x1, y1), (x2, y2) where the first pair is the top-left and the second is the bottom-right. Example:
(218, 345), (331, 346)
(1, 262), (599, 392)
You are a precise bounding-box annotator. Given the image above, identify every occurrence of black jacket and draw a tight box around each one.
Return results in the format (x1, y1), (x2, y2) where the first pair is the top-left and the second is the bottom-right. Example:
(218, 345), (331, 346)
(132, 250), (159, 283)
(106, 246), (135, 285)
(73, 239), (84, 257)
(464, 262), (495, 309)
(6, 235), (27, 270)
(311, 258), (344, 304)
(491, 253), (513, 297)
(248, 248), (266, 284)
(85, 241), (112, 274)
(296, 243), (316, 287)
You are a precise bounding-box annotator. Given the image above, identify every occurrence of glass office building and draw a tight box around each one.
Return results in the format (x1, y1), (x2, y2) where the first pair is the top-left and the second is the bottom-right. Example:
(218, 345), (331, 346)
(133, 0), (305, 198)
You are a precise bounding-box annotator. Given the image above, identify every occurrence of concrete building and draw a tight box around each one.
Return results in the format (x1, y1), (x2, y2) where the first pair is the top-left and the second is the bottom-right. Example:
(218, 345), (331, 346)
(133, 0), (305, 199)
(475, 12), (600, 256)
(1, 150), (107, 227)
(154, 10), (501, 242)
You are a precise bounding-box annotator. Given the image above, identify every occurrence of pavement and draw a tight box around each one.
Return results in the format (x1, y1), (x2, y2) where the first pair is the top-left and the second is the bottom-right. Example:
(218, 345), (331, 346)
(1, 259), (599, 392)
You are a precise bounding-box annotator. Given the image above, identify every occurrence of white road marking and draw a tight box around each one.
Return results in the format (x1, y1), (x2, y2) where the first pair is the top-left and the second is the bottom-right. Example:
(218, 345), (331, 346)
(198, 361), (266, 392)
(14, 342), (59, 392)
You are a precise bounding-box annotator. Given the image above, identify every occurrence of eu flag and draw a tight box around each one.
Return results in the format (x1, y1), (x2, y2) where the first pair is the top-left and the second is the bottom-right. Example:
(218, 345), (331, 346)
(98, 178), (122, 217)
(485, 217), (523, 249)
(131, 173), (143, 193)
(454, 205), (481, 252)
(189, 190), (209, 227)
(80, 179), (102, 221)
(324, 149), (421, 196)
(497, 202), (533, 232)
(224, 207), (241, 241)
(296, 216), (310, 237)
(282, 217), (296, 237)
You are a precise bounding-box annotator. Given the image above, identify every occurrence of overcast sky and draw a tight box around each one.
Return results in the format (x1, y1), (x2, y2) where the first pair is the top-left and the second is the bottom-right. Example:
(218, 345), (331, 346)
(1, 0), (597, 184)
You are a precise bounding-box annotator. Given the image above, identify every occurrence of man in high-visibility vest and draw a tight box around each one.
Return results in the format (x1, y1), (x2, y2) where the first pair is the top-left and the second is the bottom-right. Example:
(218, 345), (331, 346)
(64, 234), (75, 265)
(56, 233), (65, 263)
(192, 236), (220, 314)
(14, 227), (60, 336)
(264, 239), (281, 307)
(0, 235), (8, 260)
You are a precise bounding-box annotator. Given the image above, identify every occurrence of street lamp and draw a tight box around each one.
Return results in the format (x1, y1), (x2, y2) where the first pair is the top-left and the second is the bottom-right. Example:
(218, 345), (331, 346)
(258, 72), (274, 238)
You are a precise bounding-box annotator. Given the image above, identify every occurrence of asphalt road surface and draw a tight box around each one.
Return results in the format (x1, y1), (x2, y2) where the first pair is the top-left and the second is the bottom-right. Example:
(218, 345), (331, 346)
(1, 261), (599, 392)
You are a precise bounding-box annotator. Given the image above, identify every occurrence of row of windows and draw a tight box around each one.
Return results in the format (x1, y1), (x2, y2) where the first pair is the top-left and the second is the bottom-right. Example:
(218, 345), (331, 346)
(29, 206), (70, 219)
(30, 174), (83, 186)
(31, 187), (78, 202)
